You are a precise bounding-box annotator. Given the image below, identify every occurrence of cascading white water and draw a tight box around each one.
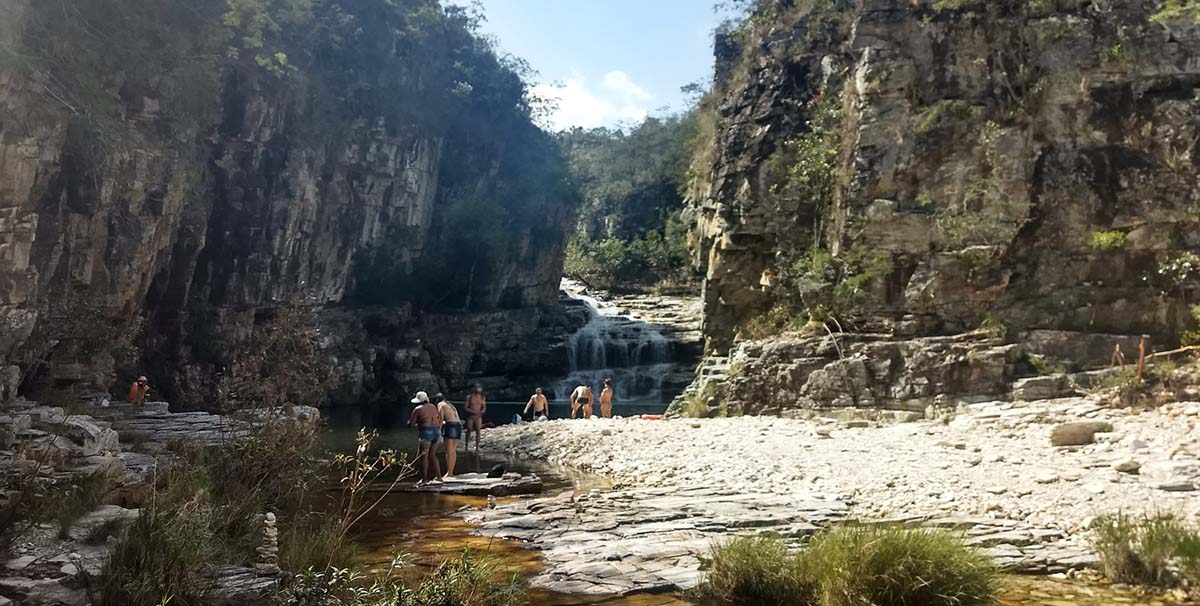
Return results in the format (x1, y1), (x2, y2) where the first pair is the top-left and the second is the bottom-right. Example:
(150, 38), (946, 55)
(554, 288), (677, 403)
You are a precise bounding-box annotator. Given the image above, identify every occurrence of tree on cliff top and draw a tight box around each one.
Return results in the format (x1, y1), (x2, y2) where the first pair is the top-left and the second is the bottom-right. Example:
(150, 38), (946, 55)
(558, 114), (699, 289)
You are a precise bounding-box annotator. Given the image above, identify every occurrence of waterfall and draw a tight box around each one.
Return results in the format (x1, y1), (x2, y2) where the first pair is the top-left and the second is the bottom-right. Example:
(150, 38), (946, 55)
(554, 287), (678, 403)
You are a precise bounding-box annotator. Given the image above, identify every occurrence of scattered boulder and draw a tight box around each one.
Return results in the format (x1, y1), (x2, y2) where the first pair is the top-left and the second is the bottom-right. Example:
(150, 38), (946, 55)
(1012, 375), (1071, 401)
(65, 505), (139, 542)
(0, 577), (86, 605)
(1140, 460), (1200, 492)
(1050, 422), (1114, 447)
(1113, 459), (1141, 474)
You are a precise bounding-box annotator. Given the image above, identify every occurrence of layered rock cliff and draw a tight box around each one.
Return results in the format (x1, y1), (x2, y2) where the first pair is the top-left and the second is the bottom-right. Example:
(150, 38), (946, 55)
(0, 0), (580, 407)
(680, 0), (1200, 413)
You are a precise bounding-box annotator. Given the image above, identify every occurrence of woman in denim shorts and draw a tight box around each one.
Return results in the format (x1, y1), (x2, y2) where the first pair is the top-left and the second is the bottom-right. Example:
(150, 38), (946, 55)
(437, 393), (463, 479)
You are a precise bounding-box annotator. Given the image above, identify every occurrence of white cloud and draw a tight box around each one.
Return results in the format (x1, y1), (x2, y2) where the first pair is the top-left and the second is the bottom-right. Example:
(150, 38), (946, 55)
(601, 70), (654, 102)
(533, 70), (655, 131)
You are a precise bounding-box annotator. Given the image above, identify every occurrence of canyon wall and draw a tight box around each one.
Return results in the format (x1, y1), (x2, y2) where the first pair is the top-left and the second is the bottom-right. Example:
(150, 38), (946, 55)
(0, 0), (580, 407)
(680, 0), (1200, 414)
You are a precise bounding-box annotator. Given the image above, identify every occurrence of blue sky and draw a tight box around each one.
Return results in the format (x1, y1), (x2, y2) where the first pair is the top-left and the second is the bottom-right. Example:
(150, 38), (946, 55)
(465, 0), (730, 131)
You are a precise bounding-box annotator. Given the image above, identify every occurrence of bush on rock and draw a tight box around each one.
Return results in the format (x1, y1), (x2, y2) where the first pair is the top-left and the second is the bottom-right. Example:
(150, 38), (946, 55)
(697, 526), (999, 606)
(1092, 513), (1200, 588)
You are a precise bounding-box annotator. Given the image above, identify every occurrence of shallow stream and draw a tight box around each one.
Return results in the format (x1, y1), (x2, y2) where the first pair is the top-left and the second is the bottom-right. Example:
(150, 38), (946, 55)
(323, 411), (1191, 606)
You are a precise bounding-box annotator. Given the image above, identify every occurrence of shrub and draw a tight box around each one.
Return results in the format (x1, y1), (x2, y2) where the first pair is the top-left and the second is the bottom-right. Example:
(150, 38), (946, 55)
(1028, 354), (1066, 376)
(279, 515), (359, 575)
(697, 527), (998, 606)
(980, 313), (1008, 340)
(1183, 304), (1200, 346)
(933, 0), (983, 10)
(1089, 230), (1127, 251)
(698, 535), (812, 606)
(276, 551), (525, 606)
(97, 466), (217, 606)
(1092, 513), (1200, 588)
(410, 552), (526, 606)
(804, 525), (998, 606)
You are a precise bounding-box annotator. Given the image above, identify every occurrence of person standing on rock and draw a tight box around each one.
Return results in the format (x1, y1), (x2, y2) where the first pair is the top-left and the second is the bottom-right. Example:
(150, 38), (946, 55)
(408, 391), (443, 485)
(128, 376), (151, 411)
(523, 387), (550, 421)
(600, 378), (614, 418)
(437, 393), (462, 479)
(464, 384), (487, 450)
(570, 384), (594, 419)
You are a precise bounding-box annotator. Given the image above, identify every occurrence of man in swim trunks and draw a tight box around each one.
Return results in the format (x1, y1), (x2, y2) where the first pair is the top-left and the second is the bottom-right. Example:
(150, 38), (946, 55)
(408, 391), (442, 485)
(436, 393), (462, 479)
(523, 387), (549, 420)
(570, 384), (594, 419)
(600, 378), (614, 418)
(464, 384), (487, 450)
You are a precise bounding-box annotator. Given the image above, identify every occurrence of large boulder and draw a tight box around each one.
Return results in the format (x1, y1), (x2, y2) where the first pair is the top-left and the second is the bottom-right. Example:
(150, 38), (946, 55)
(65, 505), (139, 542)
(60, 416), (119, 457)
(1049, 421), (1114, 447)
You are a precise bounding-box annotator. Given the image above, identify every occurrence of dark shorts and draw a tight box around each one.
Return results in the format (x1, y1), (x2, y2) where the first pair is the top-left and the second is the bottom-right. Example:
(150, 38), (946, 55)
(442, 422), (463, 440)
(466, 414), (483, 429)
(418, 426), (441, 446)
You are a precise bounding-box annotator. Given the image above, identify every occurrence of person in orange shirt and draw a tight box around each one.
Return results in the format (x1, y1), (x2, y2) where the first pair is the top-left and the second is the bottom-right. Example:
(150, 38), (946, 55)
(128, 376), (150, 411)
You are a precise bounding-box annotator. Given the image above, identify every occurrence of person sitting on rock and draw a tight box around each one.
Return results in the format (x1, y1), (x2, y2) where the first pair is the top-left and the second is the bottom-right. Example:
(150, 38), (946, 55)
(464, 384), (487, 451)
(128, 376), (150, 411)
(524, 387), (549, 421)
(600, 378), (614, 419)
(570, 384), (594, 419)
(408, 391), (443, 486)
(436, 393), (462, 480)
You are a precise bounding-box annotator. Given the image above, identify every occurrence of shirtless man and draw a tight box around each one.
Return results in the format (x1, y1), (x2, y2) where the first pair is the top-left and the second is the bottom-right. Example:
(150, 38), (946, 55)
(570, 384), (595, 419)
(523, 387), (549, 420)
(464, 384), (487, 450)
(436, 393), (462, 479)
(600, 378), (614, 419)
(408, 391), (442, 485)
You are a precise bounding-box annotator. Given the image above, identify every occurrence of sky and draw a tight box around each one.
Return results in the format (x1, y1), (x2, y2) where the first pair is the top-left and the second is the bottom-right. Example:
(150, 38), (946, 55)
(464, 0), (731, 132)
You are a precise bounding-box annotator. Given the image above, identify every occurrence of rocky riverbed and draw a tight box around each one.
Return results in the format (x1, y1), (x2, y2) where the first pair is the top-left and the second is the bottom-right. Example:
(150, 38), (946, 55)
(474, 397), (1200, 594)
(0, 399), (317, 605)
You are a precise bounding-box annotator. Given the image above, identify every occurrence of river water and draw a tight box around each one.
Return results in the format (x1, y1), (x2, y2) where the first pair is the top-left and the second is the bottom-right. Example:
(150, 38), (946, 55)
(323, 412), (1192, 606)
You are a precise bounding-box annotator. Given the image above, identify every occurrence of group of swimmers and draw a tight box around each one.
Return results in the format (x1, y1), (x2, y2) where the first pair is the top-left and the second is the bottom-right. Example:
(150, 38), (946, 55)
(523, 378), (616, 420)
(407, 380), (617, 484)
(406, 384), (488, 485)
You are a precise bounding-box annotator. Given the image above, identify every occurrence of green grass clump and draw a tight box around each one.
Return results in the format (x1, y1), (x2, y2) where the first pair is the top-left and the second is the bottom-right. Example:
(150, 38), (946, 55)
(698, 526), (999, 606)
(806, 526), (999, 606)
(97, 467), (217, 606)
(1092, 513), (1200, 588)
(700, 535), (812, 606)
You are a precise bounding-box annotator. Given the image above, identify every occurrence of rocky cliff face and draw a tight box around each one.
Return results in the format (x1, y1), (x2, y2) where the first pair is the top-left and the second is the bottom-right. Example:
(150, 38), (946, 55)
(681, 0), (1200, 413)
(0, 0), (578, 407)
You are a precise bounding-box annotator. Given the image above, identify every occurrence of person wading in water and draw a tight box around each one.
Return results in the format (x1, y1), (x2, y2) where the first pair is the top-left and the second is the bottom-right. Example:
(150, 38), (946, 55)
(570, 384), (594, 419)
(437, 393), (462, 479)
(464, 384), (487, 451)
(408, 391), (443, 485)
(600, 378), (614, 418)
(523, 387), (549, 420)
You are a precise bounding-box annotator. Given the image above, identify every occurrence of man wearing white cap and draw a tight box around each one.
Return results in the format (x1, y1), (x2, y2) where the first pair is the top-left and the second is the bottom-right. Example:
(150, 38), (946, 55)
(408, 391), (443, 485)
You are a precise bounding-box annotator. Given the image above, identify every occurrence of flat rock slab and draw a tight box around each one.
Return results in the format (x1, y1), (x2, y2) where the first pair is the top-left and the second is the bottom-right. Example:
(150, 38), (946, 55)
(461, 486), (848, 595)
(460, 482), (1101, 597)
(391, 473), (543, 496)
